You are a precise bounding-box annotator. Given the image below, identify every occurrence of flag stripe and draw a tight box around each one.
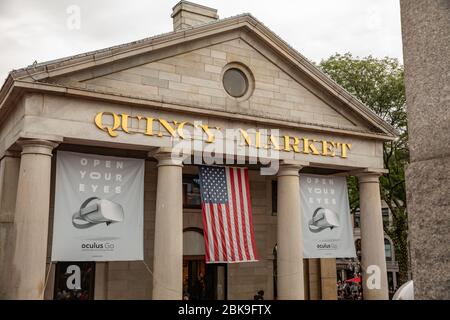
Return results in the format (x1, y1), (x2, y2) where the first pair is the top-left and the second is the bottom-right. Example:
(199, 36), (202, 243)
(206, 203), (216, 262)
(201, 203), (211, 262)
(236, 168), (250, 260)
(217, 203), (227, 261)
(222, 203), (233, 261)
(240, 168), (253, 260)
(231, 168), (245, 261)
(213, 203), (224, 261)
(227, 205), (236, 261)
(229, 168), (242, 261)
(208, 203), (219, 262)
(226, 168), (239, 262)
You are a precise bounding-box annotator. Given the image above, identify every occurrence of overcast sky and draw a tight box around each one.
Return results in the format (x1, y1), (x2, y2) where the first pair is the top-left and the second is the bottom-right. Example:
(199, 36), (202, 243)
(0, 0), (403, 82)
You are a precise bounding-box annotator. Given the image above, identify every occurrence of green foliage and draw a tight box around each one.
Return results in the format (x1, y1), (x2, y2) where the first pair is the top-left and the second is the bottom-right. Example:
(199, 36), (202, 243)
(320, 53), (410, 286)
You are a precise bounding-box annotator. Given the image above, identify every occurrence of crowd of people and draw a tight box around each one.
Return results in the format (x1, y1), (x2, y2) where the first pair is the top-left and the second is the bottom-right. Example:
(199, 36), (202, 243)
(337, 280), (362, 300)
(54, 289), (90, 300)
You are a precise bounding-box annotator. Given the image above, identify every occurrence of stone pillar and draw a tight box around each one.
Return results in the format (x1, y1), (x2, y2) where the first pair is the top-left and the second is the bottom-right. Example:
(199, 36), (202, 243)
(10, 139), (58, 299)
(152, 150), (185, 299)
(94, 262), (109, 300)
(320, 258), (337, 300)
(358, 173), (388, 300)
(0, 151), (20, 299)
(43, 264), (56, 300)
(277, 161), (304, 300)
(400, 0), (450, 300)
(307, 259), (321, 300)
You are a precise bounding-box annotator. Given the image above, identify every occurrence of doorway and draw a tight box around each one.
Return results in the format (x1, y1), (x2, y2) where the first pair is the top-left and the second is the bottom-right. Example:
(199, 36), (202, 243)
(183, 256), (227, 300)
(183, 228), (227, 300)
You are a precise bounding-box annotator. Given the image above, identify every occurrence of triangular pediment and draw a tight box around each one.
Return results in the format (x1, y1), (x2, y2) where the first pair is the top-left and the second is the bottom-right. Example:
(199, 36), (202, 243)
(5, 14), (397, 139)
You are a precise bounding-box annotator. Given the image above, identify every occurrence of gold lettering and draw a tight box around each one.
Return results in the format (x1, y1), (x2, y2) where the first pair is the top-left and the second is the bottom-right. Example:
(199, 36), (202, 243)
(158, 119), (177, 137)
(145, 117), (154, 136)
(322, 140), (336, 157)
(197, 124), (215, 143)
(239, 129), (252, 146)
(177, 121), (195, 139)
(122, 114), (152, 134)
(121, 114), (130, 133)
(255, 131), (261, 149)
(283, 136), (300, 153)
(93, 111), (353, 159)
(94, 112), (121, 137)
(265, 135), (281, 150)
(302, 138), (320, 155)
(341, 143), (352, 158)
(239, 129), (265, 148)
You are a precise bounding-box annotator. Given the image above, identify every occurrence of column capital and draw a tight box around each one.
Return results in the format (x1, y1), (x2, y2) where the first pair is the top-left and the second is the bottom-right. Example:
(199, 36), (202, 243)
(277, 160), (308, 177)
(357, 174), (381, 184)
(1, 150), (21, 160)
(354, 170), (385, 184)
(17, 139), (59, 157)
(352, 168), (388, 178)
(149, 147), (189, 167)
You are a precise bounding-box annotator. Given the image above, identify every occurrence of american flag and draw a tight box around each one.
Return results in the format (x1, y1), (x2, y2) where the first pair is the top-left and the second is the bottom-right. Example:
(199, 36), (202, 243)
(198, 166), (258, 263)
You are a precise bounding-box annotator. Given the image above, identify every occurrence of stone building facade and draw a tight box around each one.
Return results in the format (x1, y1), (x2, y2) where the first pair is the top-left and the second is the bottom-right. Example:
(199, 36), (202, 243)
(0, 1), (397, 300)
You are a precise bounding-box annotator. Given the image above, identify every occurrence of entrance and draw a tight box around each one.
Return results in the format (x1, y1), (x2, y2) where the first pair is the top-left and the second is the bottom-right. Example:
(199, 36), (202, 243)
(183, 228), (227, 300)
(183, 256), (227, 300)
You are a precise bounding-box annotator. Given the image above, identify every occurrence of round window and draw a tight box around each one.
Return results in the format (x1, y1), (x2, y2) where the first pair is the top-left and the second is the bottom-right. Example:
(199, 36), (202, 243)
(222, 68), (249, 98)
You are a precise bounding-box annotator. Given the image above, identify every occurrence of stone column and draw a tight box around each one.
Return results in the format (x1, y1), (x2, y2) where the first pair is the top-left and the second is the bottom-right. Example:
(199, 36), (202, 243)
(94, 262), (109, 300)
(320, 258), (337, 300)
(358, 173), (388, 300)
(0, 151), (20, 299)
(400, 0), (450, 300)
(10, 139), (58, 299)
(152, 150), (185, 299)
(277, 161), (304, 300)
(307, 259), (321, 300)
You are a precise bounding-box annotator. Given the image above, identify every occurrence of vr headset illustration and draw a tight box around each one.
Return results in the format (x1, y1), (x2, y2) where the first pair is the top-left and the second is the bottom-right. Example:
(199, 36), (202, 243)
(72, 197), (124, 229)
(308, 207), (340, 233)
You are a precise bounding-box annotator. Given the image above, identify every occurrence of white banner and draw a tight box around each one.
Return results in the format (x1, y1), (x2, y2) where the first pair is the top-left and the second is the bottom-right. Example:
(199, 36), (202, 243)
(51, 151), (144, 261)
(300, 174), (356, 258)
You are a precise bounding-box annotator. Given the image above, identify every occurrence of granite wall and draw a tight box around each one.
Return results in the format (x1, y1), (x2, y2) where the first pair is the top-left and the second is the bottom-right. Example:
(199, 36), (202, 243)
(400, 0), (450, 300)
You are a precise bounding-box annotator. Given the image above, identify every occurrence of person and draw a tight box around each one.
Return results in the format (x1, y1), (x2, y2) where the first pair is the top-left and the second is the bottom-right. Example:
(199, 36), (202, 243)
(253, 290), (264, 300)
(351, 282), (358, 294)
(192, 272), (205, 300)
(342, 283), (352, 300)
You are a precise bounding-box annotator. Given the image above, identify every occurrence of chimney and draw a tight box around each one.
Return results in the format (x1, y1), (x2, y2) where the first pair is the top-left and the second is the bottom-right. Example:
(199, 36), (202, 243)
(171, 1), (219, 31)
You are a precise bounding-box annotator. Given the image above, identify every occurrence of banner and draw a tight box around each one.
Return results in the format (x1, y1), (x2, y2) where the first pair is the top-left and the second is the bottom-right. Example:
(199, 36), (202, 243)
(300, 174), (356, 258)
(51, 151), (144, 261)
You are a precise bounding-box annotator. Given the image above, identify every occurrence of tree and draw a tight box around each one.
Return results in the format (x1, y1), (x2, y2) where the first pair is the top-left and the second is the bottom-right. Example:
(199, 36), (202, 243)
(319, 53), (409, 287)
